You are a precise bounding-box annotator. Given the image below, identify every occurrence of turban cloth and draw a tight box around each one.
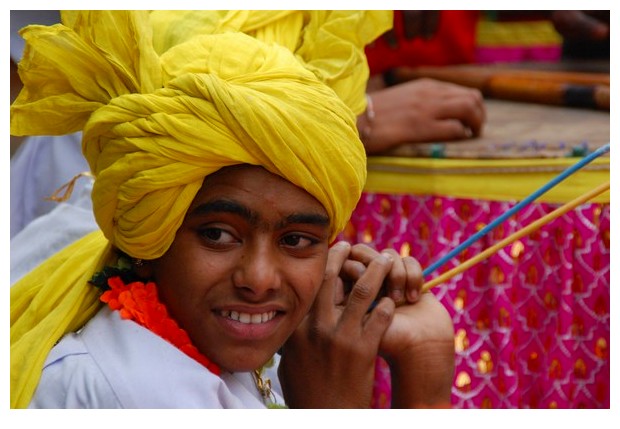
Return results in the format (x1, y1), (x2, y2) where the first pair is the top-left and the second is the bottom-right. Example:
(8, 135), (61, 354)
(10, 10), (393, 408)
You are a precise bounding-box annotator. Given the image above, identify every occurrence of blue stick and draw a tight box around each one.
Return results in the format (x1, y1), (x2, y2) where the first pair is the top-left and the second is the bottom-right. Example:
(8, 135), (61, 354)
(422, 142), (610, 278)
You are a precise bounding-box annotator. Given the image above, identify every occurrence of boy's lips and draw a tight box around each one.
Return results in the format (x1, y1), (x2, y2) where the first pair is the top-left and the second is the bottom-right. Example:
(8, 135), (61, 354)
(214, 307), (285, 341)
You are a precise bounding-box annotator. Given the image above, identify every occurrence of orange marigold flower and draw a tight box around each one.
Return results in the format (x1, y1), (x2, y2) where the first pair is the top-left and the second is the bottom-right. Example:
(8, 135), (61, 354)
(118, 290), (133, 304)
(129, 282), (147, 298)
(97, 274), (220, 375)
(100, 290), (113, 303)
(107, 276), (126, 291)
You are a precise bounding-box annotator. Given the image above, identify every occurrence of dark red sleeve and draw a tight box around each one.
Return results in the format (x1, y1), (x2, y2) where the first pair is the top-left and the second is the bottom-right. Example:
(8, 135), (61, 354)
(365, 10), (480, 75)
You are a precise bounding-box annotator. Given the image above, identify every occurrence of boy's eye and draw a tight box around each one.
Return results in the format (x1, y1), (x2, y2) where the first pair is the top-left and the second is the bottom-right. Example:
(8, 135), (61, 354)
(281, 234), (316, 248)
(199, 227), (236, 245)
(203, 228), (222, 240)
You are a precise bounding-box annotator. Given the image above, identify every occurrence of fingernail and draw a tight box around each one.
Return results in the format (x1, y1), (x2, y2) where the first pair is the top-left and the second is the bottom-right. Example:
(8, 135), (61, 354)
(381, 251), (394, 262)
(391, 289), (403, 303)
(408, 288), (419, 302)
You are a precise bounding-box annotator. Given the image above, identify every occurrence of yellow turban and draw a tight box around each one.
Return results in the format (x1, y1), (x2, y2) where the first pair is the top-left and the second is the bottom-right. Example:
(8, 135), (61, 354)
(10, 10), (392, 408)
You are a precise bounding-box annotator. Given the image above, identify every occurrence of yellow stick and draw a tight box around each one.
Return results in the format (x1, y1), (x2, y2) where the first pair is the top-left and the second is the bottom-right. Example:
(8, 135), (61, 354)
(422, 181), (610, 292)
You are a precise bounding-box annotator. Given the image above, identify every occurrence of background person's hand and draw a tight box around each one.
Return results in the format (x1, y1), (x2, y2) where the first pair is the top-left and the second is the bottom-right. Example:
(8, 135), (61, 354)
(359, 78), (486, 154)
(550, 10), (610, 41)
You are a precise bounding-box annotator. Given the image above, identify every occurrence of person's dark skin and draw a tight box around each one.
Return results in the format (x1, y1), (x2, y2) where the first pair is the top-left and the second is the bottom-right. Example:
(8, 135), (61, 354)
(359, 10), (486, 155)
(279, 242), (455, 408)
(550, 10), (610, 41)
(139, 164), (455, 408)
(550, 10), (610, 61)
(358, 78), (486, 154)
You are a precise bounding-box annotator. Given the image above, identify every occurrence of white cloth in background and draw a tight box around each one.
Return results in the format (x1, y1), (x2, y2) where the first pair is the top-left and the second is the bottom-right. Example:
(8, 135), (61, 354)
(29, 306), (285, 408)
(10, 10), (61, 62)
(10, 132), (91, 238)
(10, 178), (97, 285)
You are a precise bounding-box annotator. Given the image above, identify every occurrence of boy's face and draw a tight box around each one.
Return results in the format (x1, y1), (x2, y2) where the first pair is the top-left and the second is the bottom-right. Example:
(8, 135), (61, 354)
(148, 165), (331, 372)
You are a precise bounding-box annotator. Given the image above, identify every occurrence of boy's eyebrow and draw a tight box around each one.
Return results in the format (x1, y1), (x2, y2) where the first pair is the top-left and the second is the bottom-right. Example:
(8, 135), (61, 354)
(276, 213), (330, 229)
(189, 199), (258, 224)
(189, 199), (329, 229)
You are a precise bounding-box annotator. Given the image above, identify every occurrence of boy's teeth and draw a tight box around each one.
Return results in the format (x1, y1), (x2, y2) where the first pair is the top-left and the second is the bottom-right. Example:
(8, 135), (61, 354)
(222, 310), (275, 324)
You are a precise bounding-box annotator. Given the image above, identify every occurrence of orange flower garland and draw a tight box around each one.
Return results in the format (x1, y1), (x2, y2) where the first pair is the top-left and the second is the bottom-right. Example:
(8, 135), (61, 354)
(100, 276), (221, 376)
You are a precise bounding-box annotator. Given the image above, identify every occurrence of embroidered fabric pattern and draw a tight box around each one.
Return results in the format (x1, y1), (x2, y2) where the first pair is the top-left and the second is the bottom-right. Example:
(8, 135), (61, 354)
(345, 193), (610, 409)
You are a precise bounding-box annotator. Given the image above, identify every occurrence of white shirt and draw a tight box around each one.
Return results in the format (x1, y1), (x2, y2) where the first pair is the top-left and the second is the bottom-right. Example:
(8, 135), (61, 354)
(29, 307), (285, 409)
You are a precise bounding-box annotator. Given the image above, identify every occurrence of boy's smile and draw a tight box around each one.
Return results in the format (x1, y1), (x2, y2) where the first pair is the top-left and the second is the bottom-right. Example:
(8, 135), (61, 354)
(145, 164), (331, 372)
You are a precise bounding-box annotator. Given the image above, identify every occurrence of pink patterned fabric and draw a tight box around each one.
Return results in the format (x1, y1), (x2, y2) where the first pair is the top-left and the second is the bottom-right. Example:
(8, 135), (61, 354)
(341, 193), (610, 409)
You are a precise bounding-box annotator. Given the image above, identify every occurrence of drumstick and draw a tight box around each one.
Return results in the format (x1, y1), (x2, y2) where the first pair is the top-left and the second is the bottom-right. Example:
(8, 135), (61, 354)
(422, 143), (610, 277)
(386, 65), (610, 110)
(422, 180), (610, 291)
(485, 76), (609, 110)
(388, 65), (610, 87)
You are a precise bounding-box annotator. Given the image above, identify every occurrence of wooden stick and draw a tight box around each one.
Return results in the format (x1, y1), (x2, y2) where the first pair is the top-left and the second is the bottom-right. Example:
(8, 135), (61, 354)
(389, 65), (610, 87)
(422, 181), (610, 292)
(388, 65), (610, 110)
(485, 76), (609, 110)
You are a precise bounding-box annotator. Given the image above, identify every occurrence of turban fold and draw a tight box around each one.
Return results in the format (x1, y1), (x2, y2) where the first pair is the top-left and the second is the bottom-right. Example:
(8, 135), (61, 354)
(10, 10), (392, 408)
